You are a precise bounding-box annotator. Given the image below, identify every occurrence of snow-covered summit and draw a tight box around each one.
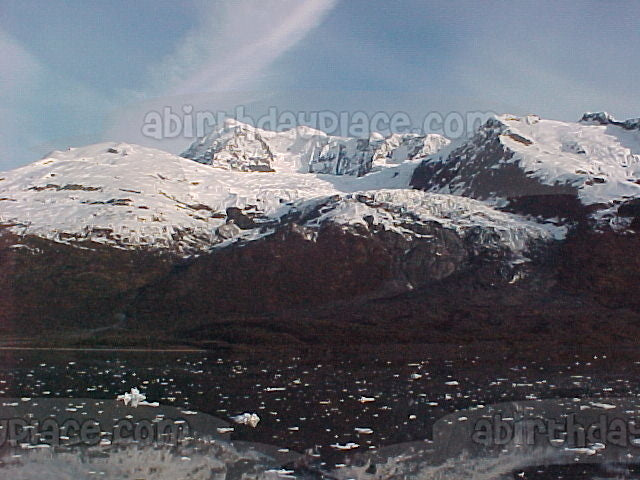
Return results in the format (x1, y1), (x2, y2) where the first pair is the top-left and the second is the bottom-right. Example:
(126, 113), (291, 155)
(181, 119), (320, 173)
(181, 119), (450, 176)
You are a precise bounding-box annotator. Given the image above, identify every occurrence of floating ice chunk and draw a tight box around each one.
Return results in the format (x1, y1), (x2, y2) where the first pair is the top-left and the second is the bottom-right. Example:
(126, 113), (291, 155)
(265, 469), (296, 479)
(358, 396), (375, 403)
(330, 442), (359, 450)
(355, 427), (373, 434)
(589, 402), (616, 410)
(564, 446), (598, 456)
(231, 412), (260, 427)
(116, 387), (146, 408)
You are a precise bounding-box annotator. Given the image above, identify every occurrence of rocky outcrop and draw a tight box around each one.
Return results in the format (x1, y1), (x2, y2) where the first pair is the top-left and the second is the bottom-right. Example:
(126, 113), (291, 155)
(617, 198), (640, 217)
(617, 198), (640, 230)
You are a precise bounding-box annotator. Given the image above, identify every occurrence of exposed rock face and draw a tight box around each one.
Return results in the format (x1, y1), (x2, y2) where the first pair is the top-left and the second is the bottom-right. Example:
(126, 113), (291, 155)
(617, 198), (640, 217)
(0, 187), (560, 335)
(225, 207), (257, 229)
(4, 222), (640, 349)
(131, 217), (538, 326)
(0, 228), (176, 333)
(617, 198), (640, 230)
(124, 189), (561, 335)
(558, 229), (640, 310)
(307, 138), (375, 176)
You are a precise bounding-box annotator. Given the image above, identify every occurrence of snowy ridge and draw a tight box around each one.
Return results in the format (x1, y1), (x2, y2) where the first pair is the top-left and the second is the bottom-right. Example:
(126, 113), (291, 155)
(0, 141), (435, 251)
(413, 113), (640, 209)
(499, 114), (640, 205)
(283, 189), (564, 255)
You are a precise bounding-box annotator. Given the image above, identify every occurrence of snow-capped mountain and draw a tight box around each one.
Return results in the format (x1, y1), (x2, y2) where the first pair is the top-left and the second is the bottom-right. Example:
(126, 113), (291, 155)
(0, 134), (556, 259)
(0, 122), (455, 253)
(0, 139), (428, 250)
(3, 112), (639, 258)
(3, 113), (640, 344)
(411, 113), (640, 223)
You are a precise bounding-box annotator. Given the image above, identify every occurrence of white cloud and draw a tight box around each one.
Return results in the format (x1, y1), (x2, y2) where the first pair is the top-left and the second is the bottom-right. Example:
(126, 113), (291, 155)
(152, 0), (338, 96)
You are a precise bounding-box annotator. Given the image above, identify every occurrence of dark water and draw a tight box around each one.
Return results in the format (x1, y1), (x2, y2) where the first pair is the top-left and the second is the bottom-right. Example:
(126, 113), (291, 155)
(1, 346), (640, 478)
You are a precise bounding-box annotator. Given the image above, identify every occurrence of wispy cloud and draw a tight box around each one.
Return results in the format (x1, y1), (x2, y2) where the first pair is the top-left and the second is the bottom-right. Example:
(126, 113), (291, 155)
(1, 1), (339, 168)
(152, 0), (338, 96)
(0, 29), (42, 94)
(0, 27), (114, 169)
(0, 29), (44, 168)
(103, 0), (340, 153)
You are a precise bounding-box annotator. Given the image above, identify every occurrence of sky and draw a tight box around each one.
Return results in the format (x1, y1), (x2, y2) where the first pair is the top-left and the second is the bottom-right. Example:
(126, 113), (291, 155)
(1, 0), (639, 170)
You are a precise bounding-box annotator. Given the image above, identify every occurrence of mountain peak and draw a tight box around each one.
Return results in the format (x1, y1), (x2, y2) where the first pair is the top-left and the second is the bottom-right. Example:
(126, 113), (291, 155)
(580, 111), (618, 125)
(580, 112), (640, 130)
(182, 119), (449, 175)
(222, 117), (256, 130)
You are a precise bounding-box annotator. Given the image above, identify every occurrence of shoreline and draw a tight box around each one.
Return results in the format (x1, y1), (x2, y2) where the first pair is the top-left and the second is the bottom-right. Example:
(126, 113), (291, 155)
(1, 338), (639, 365)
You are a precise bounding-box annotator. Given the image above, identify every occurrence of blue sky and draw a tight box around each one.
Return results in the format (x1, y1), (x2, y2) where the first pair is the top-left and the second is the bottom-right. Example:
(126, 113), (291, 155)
(1, 0), (639, 169)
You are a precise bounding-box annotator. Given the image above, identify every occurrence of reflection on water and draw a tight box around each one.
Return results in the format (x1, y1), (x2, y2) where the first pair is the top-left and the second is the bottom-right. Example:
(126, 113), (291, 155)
(1, 440), (285, 480)
(8, 442), (638, 480)
(1, 347), (640, 478)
